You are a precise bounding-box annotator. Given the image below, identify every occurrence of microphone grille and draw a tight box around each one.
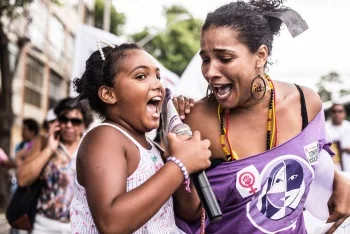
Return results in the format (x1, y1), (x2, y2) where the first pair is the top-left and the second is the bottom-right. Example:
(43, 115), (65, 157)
(172, 123), (193, 136)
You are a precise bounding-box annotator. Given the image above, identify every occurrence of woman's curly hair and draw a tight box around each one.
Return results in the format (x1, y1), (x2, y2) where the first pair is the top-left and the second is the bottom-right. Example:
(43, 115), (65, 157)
(202, 0), (285, 56)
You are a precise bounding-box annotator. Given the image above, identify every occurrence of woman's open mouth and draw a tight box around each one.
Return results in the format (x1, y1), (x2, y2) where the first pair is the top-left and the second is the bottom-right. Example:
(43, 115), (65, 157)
(212, 84), (233, 100)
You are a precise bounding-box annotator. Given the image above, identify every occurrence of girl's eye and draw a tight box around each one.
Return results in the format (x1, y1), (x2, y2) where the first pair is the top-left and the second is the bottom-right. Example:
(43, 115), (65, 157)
(156, 75), (161, 80)
(136, 74), (146, 80)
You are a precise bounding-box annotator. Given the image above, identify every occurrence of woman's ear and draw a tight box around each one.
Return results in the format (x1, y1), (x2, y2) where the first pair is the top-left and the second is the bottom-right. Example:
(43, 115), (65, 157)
(98, 86), (117, 104)
(256, 45), (268, 69)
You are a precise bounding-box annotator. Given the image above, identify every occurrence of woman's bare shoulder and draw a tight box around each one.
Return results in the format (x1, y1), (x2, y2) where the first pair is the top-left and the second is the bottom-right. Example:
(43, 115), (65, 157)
(184, 97), (216, 130)
(276, 81), (322, 122)
(185, 97), (213, 116)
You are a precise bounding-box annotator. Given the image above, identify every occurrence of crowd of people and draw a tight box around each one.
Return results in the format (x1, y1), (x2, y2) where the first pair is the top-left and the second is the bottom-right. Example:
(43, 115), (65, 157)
(327, 104), (350, 172)
(1, 0), (350, 233)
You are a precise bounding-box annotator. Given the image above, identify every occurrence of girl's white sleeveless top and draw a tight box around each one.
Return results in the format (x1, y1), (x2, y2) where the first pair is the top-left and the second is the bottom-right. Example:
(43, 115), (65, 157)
(70, 123), (184, 233)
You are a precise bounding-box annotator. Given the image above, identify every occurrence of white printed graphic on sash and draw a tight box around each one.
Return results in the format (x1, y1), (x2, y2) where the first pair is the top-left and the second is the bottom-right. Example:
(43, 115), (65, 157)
(246, 155), (314, 233)
(236, 165), (260, 198)
(304, 141), (319, 165)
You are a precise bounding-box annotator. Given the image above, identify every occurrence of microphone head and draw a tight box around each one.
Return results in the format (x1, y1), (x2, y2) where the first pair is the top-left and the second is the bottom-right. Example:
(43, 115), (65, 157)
(172, 123), (193, 136)
(161, 88), (173, 134)
(161, 87), (192, 146)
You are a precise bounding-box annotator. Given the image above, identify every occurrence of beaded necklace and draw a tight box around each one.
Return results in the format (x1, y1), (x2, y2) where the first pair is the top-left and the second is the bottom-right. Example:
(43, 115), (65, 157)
(217, 75), (277, 161)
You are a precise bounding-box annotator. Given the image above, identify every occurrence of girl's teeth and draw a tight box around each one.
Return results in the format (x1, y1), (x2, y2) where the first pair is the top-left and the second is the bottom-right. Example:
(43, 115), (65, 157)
(152, 97), (161, 101)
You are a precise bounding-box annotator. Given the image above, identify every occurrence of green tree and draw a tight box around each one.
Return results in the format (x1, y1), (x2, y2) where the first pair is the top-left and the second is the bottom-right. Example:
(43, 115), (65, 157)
(130, 5), (202, 76)
(94, 0), (125, 35)
(316, 72), (350, 102)
(340, 89), (350, 97)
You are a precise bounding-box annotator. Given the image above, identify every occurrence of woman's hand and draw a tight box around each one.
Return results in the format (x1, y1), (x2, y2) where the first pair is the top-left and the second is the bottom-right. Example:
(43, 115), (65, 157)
(46, 121), (60, 153)
(172, 95), (195, 120)
(326, 170), (350, 234)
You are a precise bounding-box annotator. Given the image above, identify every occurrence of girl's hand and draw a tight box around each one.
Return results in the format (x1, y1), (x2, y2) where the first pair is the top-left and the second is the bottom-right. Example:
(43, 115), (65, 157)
(167, 131), (211, 174)
(172, 95), (195, 120)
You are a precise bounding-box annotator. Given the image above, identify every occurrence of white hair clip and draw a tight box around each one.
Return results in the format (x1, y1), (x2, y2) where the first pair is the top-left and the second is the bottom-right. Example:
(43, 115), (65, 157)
(97, 40), (116, 61)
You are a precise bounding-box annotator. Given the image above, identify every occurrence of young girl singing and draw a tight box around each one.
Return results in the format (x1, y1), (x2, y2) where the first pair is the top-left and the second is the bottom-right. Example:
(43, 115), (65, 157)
(70, 42), (211, 233)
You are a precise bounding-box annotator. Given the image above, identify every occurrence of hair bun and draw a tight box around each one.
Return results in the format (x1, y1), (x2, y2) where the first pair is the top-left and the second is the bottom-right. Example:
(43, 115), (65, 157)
(249, 0), (284, 12)
(249, 0), (285, 35)
(267, 15), (283, 35)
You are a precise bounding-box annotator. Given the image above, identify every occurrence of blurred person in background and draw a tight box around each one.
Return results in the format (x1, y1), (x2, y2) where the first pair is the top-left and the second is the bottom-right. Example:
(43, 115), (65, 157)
(10, 109), (58, 194)
(14, 118), (40, 167)
(0, 148), (9, 166)
(9, 118), (40, 193)
(16, 97), (93, 234)
(9, 118), (39, 234)
(327, 103), (350, 172)
(41, 108), (57, 135)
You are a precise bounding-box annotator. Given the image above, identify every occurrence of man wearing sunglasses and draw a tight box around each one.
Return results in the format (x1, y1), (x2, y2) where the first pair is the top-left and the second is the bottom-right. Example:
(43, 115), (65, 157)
(327, 103), (350, 172)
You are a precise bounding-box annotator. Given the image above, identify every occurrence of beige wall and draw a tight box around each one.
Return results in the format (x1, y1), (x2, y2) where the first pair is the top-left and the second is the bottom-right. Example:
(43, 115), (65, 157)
(9, 0), (95, 155)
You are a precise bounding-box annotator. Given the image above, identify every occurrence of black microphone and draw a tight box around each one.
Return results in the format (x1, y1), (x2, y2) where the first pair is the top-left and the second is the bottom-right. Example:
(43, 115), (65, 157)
(192, 171), (222, 222)
(161, 88), (222, 222)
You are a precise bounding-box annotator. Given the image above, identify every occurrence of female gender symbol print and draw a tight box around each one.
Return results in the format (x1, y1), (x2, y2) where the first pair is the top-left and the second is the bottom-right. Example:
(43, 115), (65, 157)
(236, 165), (260, 199)
(239, 172), (257, 194)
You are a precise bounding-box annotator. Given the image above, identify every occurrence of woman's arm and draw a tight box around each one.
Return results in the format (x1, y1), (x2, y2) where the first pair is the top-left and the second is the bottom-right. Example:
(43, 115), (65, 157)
(301, 86), (350, 233)
(81, 126), (211, 234)
(14, 148), (28, 168)
(154, 133), (202, 221)
(326, 169), (350, 234)
(16, 123), (60, 187)
(173, 181), (202, 221)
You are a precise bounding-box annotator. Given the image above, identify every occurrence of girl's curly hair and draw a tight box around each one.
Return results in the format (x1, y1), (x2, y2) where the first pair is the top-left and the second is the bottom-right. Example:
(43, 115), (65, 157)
(73, 43), (142, 116)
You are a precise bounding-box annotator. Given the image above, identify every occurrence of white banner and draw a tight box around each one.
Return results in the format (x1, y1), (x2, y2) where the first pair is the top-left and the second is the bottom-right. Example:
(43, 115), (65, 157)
(70, 24), (180, 97)
(174, 51), (207, 101)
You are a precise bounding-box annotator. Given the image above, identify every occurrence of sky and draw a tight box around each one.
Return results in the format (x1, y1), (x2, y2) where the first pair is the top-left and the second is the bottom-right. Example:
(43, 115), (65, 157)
(113, 0), (350, 92)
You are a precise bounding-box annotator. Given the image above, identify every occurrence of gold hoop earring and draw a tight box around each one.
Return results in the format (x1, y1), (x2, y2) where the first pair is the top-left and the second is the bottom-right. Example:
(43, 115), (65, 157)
(206, 85), (213, 99)
(250, 74), (267, 100)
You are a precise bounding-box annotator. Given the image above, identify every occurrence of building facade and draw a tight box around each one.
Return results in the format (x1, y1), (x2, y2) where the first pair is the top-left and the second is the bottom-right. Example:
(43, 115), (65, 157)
(8, 0), (95, 155)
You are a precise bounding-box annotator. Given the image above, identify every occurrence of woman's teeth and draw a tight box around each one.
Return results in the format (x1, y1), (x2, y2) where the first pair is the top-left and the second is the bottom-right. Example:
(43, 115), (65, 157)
(212, 84), (233, 98)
